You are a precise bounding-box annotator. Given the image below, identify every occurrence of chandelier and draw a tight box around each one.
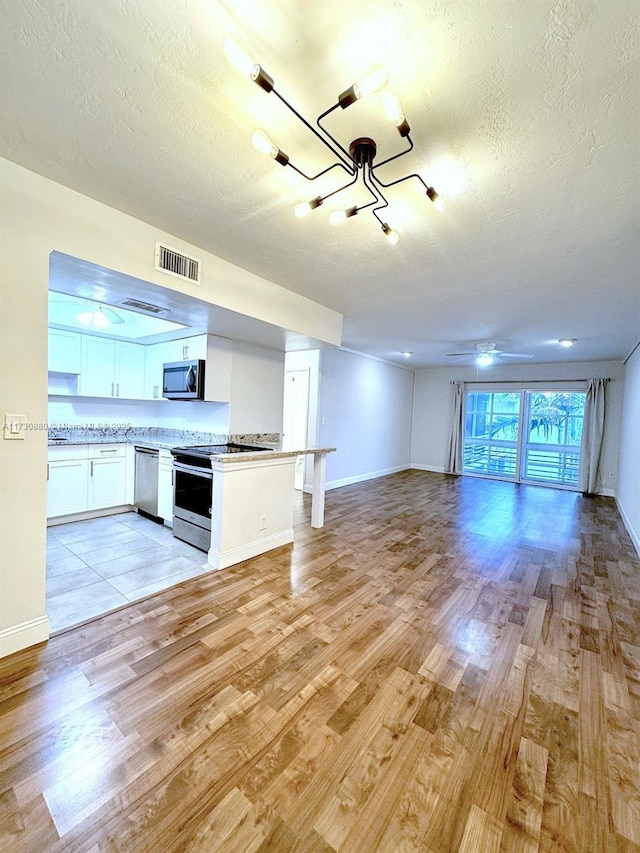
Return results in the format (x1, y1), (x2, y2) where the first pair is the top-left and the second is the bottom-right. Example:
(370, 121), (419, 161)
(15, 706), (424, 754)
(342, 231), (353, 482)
(223, 34), (447, 245)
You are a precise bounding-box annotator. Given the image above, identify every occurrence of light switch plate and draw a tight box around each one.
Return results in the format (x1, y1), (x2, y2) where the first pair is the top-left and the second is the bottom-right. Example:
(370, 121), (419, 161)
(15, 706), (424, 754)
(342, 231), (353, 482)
(3, 413), (27, 440)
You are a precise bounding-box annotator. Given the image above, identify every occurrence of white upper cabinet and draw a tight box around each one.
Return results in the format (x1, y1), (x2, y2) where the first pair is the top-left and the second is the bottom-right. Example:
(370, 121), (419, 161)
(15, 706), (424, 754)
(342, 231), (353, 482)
(49, 329), (82, 373)
(115, 342), (145, 400)
(80, 337), (145, 399)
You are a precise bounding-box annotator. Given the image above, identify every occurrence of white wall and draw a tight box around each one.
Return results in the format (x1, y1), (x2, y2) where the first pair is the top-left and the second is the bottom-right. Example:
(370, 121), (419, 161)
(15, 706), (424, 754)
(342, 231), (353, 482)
(411, 360), (624, 495)
(229, 342), (285, 435)
(317, 349), (415, 490)
(617, 344), (640, 554)
(0, 157), (342, 658)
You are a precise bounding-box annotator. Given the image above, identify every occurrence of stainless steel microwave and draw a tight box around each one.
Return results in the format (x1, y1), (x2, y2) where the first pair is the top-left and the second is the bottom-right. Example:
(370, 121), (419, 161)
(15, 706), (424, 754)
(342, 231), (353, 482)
(162, 359), (205, 400)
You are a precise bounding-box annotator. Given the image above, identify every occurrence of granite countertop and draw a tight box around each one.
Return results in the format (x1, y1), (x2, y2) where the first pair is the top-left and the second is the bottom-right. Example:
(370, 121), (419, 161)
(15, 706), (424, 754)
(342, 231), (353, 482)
(209, 444), (336, 463)
(46, 430), (334, 459)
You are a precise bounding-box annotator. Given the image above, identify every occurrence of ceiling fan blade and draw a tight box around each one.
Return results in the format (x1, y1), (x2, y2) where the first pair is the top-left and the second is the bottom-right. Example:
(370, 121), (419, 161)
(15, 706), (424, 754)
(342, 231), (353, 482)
(498, 352), (534, 358)
(446, 352), (474, 357)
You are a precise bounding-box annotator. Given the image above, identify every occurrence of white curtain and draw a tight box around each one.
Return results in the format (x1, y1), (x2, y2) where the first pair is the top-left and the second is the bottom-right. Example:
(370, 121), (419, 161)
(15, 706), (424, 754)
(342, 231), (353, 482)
(445, 381), (465, 474)
(579, 378), (608, 494)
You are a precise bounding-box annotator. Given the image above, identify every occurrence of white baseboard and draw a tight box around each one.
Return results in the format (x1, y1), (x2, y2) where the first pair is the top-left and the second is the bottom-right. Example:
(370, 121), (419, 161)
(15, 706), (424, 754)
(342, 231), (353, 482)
(0, 615), (49, 659)
(47, 505), (133, 526)
(208, 529), (294, 570)
(323, 465), (411, 492)
(411, 464), (447, 474)
(616, 497), (640, 557)
(599, 488), (616, 498)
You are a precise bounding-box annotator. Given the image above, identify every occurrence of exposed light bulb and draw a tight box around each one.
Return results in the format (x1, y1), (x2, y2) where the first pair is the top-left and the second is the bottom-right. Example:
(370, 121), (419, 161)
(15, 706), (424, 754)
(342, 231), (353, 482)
(222, 34), (257, 79)
(558, 338), (576, 347)
(294, 197), (323, 219)
(328, 206), (357, 225)
(427, 186), (447, 212)
(382, 92), (405, 127)
(401, 351), (413, 358)
(251, 129), (278, 158)
(355, 65), (388, 98)
(294, 202), (311, 219)
(476, 353), (494, 367)
(382, 223), (399, 245)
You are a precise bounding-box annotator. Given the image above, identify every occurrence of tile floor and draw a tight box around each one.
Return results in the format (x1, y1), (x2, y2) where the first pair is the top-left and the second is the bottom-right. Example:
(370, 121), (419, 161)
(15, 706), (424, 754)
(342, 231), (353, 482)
(46, 512), (212, 633)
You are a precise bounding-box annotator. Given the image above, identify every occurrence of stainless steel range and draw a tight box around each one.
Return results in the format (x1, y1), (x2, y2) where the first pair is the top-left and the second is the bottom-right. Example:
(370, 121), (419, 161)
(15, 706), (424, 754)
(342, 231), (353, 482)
(170, 444), (268, 551)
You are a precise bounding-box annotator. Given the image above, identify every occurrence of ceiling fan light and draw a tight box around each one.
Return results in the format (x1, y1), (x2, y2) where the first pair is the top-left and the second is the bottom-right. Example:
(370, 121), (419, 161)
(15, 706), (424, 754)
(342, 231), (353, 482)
(76, 310), (95, 326)
(91, 308), (112, 329)
(558, 338), (576, 347)
(476, 353), (494, 367)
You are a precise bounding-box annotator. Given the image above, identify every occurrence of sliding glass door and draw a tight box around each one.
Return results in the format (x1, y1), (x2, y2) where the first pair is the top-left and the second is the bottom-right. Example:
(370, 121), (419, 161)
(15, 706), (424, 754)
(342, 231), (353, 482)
(463, 392), (521, 480)
(520, 391), (586, 487)
(463, 388), (586, 489)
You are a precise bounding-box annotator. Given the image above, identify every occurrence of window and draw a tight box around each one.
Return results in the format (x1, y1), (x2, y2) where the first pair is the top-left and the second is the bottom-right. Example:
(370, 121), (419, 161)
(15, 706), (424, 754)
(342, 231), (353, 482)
(463, 388), (587, 489)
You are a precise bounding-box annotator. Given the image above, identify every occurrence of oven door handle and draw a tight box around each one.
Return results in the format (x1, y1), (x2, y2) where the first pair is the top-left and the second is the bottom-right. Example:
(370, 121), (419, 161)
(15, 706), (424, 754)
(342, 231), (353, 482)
(173, 462), (213, 478)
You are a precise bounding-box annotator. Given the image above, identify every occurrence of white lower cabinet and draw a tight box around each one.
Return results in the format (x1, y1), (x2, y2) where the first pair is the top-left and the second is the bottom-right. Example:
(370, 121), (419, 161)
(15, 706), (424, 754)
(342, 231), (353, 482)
(48, 444), (127, 519)
(157, 450), (174, 523)
(47, 458), (89, 517)
(88, 447), (127, 510)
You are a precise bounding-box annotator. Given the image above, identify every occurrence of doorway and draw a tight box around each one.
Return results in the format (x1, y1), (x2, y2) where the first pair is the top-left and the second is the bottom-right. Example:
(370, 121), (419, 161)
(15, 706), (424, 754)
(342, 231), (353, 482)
(282, 368), (310, 490)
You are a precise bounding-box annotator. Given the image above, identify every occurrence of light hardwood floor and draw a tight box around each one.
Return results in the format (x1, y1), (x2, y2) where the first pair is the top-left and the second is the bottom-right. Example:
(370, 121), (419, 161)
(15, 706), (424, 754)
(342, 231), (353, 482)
(1, 471), (639, 852)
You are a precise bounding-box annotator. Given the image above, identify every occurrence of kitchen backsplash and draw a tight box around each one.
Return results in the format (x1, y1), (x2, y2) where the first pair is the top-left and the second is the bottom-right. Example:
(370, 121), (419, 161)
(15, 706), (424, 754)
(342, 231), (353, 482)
(48, 398), (230, 433)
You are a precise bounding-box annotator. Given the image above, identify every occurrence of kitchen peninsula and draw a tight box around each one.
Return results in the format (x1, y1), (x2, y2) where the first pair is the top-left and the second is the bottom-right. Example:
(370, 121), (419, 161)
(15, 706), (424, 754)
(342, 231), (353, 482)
(47, 428), (335, 570)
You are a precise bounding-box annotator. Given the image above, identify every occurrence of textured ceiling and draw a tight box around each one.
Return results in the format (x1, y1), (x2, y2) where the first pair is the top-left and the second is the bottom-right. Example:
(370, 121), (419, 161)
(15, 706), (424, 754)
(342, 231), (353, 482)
(1, 0), (639, 367)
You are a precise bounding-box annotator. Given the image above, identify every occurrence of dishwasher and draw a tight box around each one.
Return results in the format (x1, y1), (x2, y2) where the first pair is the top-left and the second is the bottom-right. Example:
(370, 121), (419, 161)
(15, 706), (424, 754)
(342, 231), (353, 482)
(134, 446), (160, 519)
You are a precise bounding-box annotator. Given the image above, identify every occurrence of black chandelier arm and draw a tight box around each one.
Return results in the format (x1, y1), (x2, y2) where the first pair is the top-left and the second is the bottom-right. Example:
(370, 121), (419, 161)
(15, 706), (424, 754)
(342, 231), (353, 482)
(316, 103), (356, 165)
(370, 166), (431, 194)
(362, 165), (383, 208)
(370, 134), (414, 171)
(363, 167), (389, 225)
(272, 89), (355, 173)
(319, 169), (359, 202)
(288, 160), (353, 181)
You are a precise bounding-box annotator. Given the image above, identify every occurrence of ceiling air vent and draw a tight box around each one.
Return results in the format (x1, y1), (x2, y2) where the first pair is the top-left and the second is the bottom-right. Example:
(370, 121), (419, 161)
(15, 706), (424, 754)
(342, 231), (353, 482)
(116, 298), (169, 315)
(155, 242), (201, 284)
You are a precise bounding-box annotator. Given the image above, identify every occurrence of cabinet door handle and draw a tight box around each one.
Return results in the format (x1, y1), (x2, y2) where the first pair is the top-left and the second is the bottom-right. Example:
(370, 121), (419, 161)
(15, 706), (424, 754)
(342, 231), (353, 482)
(153, 384), (158, 399)
(100, 449), (117, 455)
(90, 461), (94, 477)
(111, 382), (114, 397)
(116, 383), (120, 397)
(47, 463), (49, 481)
(171, 470), (174, 486)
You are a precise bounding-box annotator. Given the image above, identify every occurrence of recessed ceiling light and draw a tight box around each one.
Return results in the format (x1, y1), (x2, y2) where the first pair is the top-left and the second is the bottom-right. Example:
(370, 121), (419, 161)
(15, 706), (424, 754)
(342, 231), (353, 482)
(558, 338), (576, 348)
(401, 351), (413, 358)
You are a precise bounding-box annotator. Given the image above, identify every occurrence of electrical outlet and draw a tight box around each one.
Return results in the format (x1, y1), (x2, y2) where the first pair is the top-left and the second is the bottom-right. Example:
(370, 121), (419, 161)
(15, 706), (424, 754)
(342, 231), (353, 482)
(259, 515), (267, 531)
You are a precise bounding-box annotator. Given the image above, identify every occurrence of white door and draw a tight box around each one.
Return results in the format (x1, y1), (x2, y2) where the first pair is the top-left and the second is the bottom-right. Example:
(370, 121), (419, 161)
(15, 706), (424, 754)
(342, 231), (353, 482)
(283, 369), (310, 490)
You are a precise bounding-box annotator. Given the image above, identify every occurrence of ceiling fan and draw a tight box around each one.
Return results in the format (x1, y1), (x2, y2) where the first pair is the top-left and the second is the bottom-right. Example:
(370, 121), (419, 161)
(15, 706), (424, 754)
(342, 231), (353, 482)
(446, 342), (535, 366)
